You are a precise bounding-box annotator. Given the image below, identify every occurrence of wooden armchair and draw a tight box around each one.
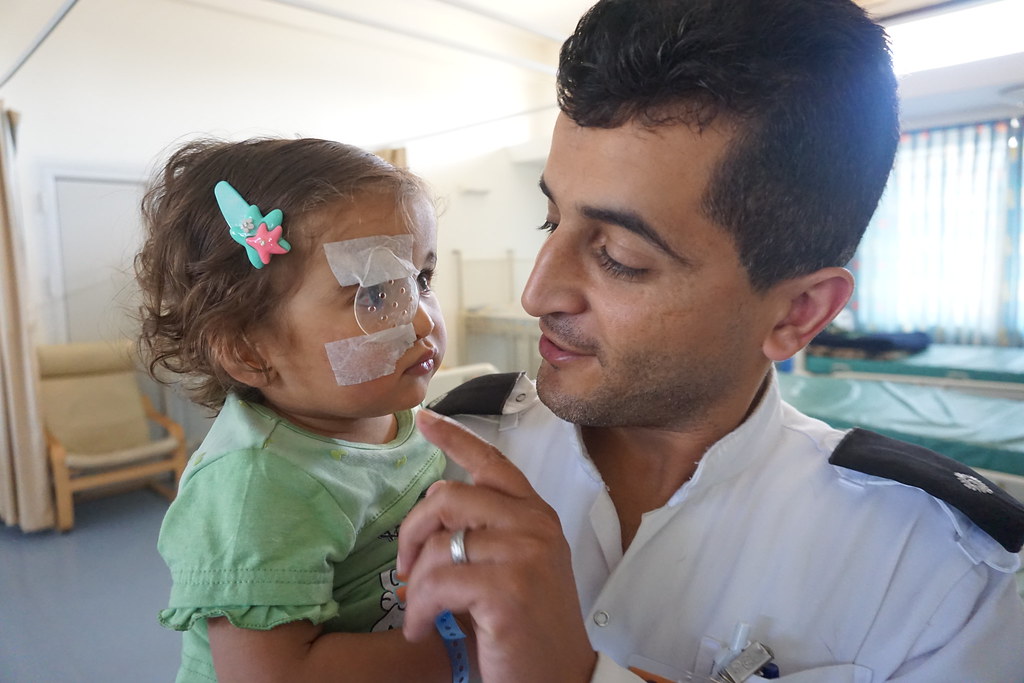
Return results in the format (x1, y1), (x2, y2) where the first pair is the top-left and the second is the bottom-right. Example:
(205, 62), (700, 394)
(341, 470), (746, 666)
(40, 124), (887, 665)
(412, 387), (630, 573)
(37, 340), (188, 531)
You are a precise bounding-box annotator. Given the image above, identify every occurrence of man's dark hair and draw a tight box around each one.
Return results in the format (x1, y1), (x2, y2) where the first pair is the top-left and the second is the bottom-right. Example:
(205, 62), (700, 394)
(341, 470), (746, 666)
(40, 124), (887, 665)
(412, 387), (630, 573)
(557, 0), (900, 290)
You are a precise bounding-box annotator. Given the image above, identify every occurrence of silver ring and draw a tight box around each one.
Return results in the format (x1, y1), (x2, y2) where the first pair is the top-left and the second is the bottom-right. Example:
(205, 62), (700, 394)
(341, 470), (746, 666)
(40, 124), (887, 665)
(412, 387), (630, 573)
(450, 528), (468, 565)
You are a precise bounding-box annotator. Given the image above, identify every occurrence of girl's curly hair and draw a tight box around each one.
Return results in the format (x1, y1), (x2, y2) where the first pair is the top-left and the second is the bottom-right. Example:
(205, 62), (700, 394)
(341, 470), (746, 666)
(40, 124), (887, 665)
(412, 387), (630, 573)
(135, 137), (427, 411)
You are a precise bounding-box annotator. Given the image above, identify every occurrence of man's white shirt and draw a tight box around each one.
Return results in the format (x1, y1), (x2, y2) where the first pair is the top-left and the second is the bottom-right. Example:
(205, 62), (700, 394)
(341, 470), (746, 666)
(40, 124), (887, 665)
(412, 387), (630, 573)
(450, 373), (1024, 682)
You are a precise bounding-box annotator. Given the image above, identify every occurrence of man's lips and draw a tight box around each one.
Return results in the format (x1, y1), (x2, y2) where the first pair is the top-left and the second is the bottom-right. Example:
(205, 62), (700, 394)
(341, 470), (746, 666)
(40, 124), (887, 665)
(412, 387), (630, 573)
(538, 333), (590, 364)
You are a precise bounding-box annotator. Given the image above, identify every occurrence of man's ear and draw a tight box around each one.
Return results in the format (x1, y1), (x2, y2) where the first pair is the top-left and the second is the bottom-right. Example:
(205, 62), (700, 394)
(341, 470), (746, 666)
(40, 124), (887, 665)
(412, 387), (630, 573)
(762, 267), (853, 362)
(216, 338), (275, 388)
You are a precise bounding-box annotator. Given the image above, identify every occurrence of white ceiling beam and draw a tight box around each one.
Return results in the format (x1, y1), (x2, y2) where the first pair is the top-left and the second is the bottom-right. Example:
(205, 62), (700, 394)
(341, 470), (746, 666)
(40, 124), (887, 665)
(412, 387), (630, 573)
(266, 0), (556, 75)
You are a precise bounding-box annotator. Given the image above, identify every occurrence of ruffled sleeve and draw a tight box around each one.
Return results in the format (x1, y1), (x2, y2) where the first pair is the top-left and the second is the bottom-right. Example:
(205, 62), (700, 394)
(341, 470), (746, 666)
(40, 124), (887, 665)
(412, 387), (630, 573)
(157, 450), (356, 632)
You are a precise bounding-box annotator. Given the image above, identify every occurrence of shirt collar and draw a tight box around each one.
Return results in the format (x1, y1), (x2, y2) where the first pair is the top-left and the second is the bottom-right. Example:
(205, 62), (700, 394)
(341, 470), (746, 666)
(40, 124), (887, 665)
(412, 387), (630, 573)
(665, 369), (784, 506)
(547, 368), (785, 501)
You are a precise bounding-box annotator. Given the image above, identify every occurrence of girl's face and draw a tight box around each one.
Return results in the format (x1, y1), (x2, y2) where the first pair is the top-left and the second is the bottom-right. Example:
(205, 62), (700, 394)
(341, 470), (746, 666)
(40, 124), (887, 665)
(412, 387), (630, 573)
(250, 192), (446, 439)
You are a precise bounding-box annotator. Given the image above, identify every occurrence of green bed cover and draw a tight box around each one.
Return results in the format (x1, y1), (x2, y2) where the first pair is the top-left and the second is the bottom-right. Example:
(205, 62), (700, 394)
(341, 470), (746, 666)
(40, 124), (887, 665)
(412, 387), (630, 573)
(777, 373), (1024, 477)
(804, 343), (1024, 384)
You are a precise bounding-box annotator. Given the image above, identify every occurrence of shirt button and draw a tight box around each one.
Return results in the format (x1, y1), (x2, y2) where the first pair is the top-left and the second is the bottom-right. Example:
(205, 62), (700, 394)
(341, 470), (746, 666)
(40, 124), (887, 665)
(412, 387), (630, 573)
(514, 393), (527, 402)
(593, 610), (610, 627)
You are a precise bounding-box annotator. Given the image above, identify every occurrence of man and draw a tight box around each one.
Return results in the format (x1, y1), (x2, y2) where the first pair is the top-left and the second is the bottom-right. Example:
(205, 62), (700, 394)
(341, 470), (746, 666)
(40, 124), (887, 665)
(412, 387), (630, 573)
(397, 0), (1024, 681)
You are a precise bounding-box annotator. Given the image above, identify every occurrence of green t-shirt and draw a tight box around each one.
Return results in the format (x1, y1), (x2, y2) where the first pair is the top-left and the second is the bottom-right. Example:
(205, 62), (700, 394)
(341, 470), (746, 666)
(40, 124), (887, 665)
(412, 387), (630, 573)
(157, 394), (445, 682)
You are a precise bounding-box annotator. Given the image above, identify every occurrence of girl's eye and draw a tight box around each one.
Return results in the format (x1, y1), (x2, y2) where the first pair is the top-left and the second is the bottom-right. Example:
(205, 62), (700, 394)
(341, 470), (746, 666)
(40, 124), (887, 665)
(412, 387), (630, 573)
(417, 268), (435, 293)
(538, 220), (558, 233)
(597, 247), (646, 281)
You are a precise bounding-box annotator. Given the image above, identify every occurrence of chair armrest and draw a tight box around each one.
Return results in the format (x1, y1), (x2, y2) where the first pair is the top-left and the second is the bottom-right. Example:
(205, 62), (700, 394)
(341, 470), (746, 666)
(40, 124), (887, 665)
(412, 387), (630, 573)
(140, 394), (187, 443)
(45, 428), (68, 466)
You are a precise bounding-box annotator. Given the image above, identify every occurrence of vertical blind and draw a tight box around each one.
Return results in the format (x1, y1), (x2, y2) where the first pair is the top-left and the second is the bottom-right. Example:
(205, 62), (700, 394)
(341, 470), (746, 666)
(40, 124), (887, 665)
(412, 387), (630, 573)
(852, 118), (1023, 347)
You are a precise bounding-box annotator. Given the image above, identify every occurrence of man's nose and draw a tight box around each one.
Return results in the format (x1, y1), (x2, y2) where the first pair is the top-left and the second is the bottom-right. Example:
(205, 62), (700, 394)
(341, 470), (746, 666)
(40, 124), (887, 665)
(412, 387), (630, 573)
(521, 228), (586, 317)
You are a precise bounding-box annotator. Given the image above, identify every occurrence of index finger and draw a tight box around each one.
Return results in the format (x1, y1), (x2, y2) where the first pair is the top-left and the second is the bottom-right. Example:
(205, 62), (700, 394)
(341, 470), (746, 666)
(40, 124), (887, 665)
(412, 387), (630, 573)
(416, 409), (533, 498)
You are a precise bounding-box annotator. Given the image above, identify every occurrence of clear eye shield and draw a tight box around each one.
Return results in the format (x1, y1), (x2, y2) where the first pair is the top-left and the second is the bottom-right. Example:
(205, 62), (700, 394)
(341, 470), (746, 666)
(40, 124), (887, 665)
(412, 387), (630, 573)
(350, 256), (419, 335)
(322, 234), (422, 385)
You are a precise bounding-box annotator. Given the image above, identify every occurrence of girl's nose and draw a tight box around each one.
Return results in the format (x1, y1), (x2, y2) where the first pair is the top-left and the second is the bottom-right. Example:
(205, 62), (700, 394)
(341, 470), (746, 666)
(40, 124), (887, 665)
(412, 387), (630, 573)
(412, 298), (435, 340)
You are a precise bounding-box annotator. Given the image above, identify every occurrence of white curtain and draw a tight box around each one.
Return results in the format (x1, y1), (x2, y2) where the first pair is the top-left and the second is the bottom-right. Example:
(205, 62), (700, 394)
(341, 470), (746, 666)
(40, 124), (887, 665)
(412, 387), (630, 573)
(853, 119), (1022, 346)
(0, 103), (52, 530)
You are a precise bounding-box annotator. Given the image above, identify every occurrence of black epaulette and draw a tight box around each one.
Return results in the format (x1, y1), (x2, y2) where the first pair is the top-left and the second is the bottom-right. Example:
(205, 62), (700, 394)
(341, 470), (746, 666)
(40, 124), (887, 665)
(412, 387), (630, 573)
(428, 372), (525, 416)
(830, 428), (1024, 553)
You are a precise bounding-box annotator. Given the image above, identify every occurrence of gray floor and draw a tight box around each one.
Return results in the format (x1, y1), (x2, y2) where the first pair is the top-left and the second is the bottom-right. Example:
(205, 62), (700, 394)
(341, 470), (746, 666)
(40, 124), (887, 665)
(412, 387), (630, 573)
(0, 490), (181, 682)
(4, 487), (1021, 683)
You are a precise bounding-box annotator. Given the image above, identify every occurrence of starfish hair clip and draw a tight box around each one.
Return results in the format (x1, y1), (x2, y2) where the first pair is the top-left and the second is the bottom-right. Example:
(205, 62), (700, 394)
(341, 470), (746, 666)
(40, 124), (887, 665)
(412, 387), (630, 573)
(214, 180), (291, 268)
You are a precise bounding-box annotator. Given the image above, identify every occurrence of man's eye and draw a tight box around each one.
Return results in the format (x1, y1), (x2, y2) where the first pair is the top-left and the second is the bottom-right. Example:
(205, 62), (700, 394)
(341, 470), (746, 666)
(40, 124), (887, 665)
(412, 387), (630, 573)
(537, 220), (558, 233)
(597, 247), (646, 281)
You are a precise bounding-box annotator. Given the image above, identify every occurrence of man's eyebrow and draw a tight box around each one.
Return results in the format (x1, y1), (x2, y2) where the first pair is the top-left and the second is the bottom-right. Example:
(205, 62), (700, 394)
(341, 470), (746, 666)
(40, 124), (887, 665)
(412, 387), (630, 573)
(539, 175), (686, 263)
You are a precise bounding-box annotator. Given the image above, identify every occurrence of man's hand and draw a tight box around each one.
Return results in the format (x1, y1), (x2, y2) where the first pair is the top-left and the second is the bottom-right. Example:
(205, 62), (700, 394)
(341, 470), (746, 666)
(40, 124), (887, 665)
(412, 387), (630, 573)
(398, 409), (597, 683)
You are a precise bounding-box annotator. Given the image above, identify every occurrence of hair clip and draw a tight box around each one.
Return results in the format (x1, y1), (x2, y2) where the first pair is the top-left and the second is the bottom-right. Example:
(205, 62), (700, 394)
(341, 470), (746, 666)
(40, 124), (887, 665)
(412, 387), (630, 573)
(214, 180), (291, 268)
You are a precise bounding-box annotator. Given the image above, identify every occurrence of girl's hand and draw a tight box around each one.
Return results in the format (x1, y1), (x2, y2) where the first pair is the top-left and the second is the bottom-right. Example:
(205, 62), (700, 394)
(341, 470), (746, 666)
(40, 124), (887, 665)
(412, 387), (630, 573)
(397, 410), (597, 683)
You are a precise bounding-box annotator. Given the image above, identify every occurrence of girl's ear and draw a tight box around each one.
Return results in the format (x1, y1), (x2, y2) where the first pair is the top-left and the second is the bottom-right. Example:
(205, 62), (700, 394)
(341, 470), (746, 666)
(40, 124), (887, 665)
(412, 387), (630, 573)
(216, 338), (275, 388)
(762, 267), (854, 362)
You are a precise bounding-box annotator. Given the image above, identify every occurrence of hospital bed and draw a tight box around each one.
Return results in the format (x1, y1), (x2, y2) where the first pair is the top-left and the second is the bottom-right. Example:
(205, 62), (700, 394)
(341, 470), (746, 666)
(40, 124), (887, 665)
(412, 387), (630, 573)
(800, 343), (1024, 400)
(777, 373), (1024, 478)
(779, 371), (1024, 598)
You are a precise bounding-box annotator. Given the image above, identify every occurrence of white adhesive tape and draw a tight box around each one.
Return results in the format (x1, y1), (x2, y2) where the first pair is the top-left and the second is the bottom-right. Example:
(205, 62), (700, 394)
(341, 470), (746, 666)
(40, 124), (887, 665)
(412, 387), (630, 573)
(324, 324), (417, 386)
(323, 234), (417, 287)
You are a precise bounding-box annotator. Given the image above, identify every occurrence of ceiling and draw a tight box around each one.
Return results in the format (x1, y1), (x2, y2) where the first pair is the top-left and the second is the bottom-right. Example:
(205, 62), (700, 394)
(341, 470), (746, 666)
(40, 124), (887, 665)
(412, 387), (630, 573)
(391, 0), (972, 38)
(2, 0), (1021, 129)
(448, 0), (1024, 126)
(854, 0), (958, 18)
(242, 0), (1024, 126)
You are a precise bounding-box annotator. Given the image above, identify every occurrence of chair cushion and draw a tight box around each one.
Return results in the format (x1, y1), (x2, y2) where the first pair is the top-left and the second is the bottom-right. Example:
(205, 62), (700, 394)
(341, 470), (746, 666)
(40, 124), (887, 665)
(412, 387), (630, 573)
(65, 436), (181, 469)
(40, 370), (152, 454)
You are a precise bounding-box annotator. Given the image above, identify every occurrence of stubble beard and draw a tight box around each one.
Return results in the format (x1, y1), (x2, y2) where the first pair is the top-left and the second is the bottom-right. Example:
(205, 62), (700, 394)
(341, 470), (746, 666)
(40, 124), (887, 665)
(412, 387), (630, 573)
(534, 350), (722, 431)
(533, 313), (737, 431)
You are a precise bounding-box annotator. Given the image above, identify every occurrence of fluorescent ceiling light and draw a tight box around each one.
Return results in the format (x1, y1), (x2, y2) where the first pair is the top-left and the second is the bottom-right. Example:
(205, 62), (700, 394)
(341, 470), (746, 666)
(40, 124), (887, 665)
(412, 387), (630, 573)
(887, 0), (1024, 75)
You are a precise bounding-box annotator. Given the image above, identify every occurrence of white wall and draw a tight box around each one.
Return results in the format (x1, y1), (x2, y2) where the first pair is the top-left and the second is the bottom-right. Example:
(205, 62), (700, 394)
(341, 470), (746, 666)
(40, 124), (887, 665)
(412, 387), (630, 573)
(3, 0), (1022, 356)
(0, 0), (561, 355)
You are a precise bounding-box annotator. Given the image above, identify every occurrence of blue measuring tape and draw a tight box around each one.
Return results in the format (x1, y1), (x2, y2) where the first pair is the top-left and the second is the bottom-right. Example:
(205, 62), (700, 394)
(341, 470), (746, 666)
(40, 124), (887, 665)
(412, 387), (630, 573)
(435, 610), (469, 683)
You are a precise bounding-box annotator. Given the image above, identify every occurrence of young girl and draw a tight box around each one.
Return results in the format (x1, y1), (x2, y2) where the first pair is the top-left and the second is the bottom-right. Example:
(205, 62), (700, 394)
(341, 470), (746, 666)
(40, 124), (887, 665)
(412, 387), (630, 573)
(136, 137), (459, 682)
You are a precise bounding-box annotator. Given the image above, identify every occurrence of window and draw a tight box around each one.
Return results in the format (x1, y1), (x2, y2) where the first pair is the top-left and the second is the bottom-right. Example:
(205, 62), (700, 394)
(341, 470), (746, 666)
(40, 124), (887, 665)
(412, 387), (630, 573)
(852, 119), (1023, 346)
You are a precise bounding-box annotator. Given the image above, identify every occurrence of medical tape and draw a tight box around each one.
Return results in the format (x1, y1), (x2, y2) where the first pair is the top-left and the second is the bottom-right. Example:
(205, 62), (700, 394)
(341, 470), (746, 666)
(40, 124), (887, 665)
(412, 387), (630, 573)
(321, 234), (421, 385)
(324, 234), (417, 287)
(324, 324), (418, 386)
(325, 234), (420, 335)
